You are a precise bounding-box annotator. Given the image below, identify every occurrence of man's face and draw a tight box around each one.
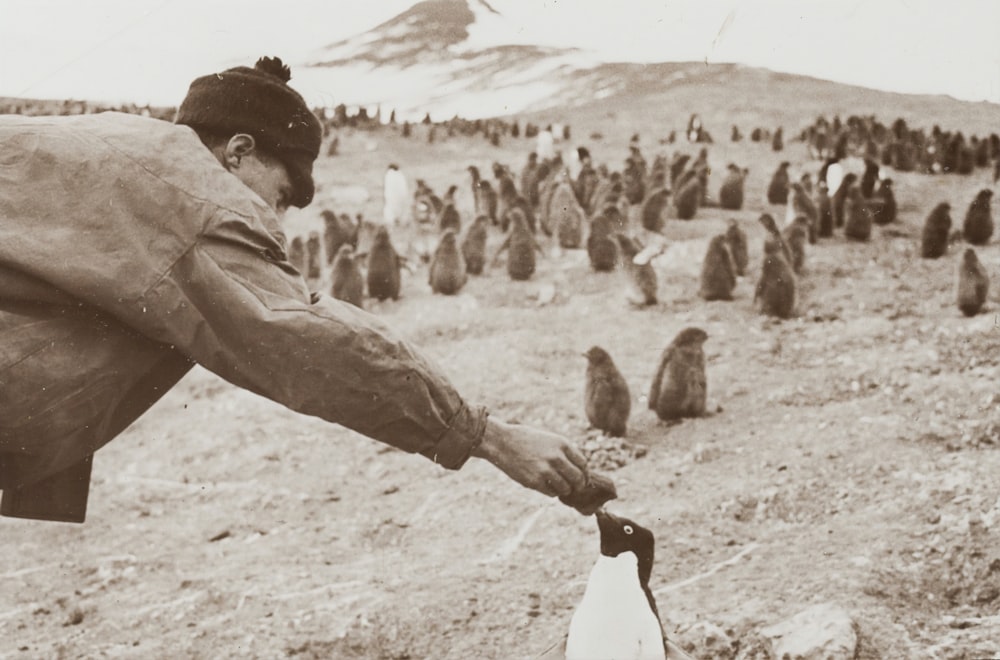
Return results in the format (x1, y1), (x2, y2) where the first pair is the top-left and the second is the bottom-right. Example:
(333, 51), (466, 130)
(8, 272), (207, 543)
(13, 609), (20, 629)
(231, 150), (294, 216)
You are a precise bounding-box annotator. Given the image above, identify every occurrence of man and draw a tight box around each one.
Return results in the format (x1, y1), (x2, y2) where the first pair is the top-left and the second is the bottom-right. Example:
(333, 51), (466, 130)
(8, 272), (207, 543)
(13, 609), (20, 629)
(0, 57), (604, 523)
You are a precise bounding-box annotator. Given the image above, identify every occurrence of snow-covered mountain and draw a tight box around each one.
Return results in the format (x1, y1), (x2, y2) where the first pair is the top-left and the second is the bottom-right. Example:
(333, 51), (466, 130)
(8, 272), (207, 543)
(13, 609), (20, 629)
(291, 0), (712, 121)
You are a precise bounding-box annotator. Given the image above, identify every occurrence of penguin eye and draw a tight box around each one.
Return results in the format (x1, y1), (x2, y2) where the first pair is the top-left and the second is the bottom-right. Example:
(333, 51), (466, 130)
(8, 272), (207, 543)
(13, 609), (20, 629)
(623, 525), (634, 535)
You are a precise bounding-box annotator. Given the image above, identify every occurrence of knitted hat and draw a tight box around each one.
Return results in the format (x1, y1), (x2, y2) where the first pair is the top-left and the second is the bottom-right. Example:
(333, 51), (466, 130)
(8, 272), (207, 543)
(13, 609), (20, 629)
(176, 56), (322, 208)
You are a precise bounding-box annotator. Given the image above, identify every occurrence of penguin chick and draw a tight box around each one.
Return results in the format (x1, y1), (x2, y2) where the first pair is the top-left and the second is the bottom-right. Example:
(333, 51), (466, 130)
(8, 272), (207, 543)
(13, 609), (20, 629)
(758, 213), (793, 265)
(461, 215), (489, 275)
(957, 247), (989, 316)
(588, 213), (618, 272)
(566, 510), (666, 660)
(860, 157), (880, 198)
(322, 209), (359, 264)
(718, 164), (747, 211)
(921, 202), (953, 259)
(648, 327), (708, 421)
(755, 240), (796, 319)
(305, 230), (323, 280)
(329, 244), (364, 308)
(724, 219), (749, 277)
(787, 182), (818, 243)
(831, 173), (858, 229)
(584, 347), (632, 437)
(843, 185), (874, 242)
(782, 217), (810, 274)
(366, 225), (403, 301)
(963, 189), (994, 245)
(673, 177), (700, 220)
(641, 187), (671, 232)
(438, 202), (461, 234)
(547, 181), (584, 247)
(288, 235), (307, 274)
(615, 234), (658, 306)
(699, 234), (737, 301)
(872, 178), (897, 226)
(767, 162), (790, 205)
(816, 182), (834, 238)
(494, 207), (542, 280)
(429, 230), (468, 295)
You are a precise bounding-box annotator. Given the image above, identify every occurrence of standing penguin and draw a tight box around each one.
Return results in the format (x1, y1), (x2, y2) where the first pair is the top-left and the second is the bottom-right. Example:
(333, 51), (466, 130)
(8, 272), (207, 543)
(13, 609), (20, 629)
(921, 202), (953, 259)
(429, 230), (468, 295)
(648, 327), (708, 421)
(288, 235), (307, 274)
(782, 217), (810, 274)
(583, 347), (631, 437)
(699, 234), (737, 301)
(461, 215), (489, 275)
(963, 189), (994, 245)
(771, 127), (784, 152)
(755, 240), (796, 319)
(494, 208), (541, 280)
(766, 162), (791, 205)
(321, 209), (359, 264)
(367, 226), (403, 301)
(786, 182), (818, 243)
(673, 177), (701, 220)
(641, 187), (671, 232)
(550, 180), (586, 248)
(438, 201), (462, 234)
(831, 173), (858, 229)
(860, 158), (881, 198)
(843, 185), (874, 242)
(305, 231), (323, 280)
(615, 234), (659, 306)
(724, 219), (749, 277)
(815, 182), (834, 238)
(718, 164), (747, 210)
(587, 213), (619, 272)
(957, 248), (989, 316)
(759, 213), (793, 265)
(565, 510), (668, 660)
(872, 178), (897, 226)
(330, 244), (364, 308)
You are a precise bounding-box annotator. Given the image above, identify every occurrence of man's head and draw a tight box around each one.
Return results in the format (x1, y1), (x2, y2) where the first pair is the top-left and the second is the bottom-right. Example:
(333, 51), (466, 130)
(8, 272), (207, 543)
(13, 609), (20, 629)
(175, 56), (322, 211)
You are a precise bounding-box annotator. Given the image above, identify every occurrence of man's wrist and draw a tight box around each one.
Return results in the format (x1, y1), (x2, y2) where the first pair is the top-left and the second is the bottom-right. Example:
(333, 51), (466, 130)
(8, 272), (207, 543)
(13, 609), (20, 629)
(471, 416), (507, 463)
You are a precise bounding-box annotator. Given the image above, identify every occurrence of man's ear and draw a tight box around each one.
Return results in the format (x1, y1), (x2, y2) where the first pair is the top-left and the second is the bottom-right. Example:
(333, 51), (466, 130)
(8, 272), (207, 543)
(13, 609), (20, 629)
(223, 134), (257, 170)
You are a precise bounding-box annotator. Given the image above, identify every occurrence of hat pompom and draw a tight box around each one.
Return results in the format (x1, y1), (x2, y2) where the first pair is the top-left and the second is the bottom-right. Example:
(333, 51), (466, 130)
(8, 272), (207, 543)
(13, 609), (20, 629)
(255, 56), (291, 83)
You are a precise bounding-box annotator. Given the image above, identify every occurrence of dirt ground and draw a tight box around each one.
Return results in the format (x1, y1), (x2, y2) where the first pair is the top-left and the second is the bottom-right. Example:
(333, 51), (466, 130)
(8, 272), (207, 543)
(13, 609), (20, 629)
(4, 95), (1000, 659)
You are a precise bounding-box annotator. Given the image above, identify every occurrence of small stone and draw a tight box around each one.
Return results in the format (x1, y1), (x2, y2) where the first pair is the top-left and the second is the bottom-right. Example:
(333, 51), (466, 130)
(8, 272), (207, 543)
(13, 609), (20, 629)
(760, 603), (857, 660)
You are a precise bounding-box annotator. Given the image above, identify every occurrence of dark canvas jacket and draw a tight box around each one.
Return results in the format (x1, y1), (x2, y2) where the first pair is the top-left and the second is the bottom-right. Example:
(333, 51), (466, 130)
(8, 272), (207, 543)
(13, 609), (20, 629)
(0, 112), (487, 522)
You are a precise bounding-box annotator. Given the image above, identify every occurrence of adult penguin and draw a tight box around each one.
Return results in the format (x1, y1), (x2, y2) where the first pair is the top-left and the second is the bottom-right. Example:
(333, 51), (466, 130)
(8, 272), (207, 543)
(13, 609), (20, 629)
(566, 510), (669, 660)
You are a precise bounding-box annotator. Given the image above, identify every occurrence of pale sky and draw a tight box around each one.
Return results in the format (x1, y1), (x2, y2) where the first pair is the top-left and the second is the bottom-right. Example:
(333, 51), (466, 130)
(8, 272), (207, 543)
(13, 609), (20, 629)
(1, 0), (998, 107)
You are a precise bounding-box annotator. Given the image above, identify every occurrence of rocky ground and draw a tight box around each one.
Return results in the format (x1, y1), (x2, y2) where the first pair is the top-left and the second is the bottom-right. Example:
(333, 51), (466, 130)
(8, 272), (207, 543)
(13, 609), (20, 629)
(3, 102), (1000, 659)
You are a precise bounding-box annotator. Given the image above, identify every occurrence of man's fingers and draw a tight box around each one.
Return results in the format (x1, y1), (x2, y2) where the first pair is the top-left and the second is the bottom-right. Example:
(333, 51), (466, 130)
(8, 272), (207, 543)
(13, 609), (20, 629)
(552, 451), (588, 493)
(540, 469), (572, 498)
(562, 442), (590, 474)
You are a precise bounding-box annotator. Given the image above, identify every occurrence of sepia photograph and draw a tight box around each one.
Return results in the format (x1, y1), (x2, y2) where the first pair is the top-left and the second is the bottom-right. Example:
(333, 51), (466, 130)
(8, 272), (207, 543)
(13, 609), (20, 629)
(2, 1), (1000, 657)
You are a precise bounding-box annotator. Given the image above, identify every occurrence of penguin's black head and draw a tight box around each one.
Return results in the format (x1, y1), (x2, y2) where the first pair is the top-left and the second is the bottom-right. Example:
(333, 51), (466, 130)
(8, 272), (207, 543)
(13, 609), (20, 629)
(596, 509), (656, 588)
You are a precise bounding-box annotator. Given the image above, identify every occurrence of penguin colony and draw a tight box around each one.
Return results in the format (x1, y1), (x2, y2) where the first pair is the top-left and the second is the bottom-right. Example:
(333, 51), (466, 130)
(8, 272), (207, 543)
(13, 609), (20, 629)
(284, 110), (997, 657)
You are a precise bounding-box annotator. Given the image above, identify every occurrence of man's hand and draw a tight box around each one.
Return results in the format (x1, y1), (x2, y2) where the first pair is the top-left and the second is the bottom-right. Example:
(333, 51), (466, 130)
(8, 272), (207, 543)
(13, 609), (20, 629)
(472, 418), (590, 498)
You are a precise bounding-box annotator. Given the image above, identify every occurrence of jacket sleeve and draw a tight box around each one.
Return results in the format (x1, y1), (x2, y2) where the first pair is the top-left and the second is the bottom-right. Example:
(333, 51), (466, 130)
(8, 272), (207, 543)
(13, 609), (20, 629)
(129, 208), (488, 470)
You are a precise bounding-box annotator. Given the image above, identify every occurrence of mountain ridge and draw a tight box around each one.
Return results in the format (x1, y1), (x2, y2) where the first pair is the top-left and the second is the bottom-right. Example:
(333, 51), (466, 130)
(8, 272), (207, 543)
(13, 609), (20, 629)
(293, 0), (1000, 128)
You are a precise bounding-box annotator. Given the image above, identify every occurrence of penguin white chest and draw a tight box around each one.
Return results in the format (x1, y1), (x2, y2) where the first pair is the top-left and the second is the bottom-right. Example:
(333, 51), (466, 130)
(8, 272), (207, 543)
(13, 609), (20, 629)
(566, 554), (666, 660)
